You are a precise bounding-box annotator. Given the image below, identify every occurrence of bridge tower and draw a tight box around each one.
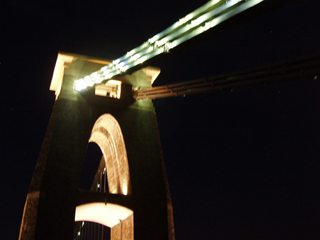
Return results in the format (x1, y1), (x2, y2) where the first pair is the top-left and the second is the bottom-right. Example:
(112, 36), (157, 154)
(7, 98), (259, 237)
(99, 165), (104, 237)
(19, 52), (175, 240)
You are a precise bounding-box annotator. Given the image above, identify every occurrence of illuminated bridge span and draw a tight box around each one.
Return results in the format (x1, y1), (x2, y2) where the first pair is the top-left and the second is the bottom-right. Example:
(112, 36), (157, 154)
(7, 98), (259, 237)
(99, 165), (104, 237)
(74, 0), (264, 91)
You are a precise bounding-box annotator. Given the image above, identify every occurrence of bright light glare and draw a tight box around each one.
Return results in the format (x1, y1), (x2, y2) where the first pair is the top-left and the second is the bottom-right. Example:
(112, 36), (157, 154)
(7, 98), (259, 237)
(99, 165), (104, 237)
(123, 186), (128, 196)
(75, 203), (133, 228)
(74, 79), (87, 91)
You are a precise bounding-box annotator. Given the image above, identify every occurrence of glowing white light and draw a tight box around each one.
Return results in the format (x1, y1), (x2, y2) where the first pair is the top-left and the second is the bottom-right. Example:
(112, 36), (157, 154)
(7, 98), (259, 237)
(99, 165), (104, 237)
(107, 80), (121, 85)
(228, 0), (242, 6)
(142, 41), (149, 48)
(204, 21), (211, 31)
(123, 186), (128, 196)
(90, 72), (98, 78)
(164, 42), (173, 52)
(117, 61), (125, 68)
(191, 15), (205, 28)
(137, 56), (148, 64)
(120, 65), (129, 72)
(148, 36), (157, 44)
(113, 59), (120, 64)
(126, 50), (135, 57)
(75, 203), (133, 228)
(75, 79), (87, 91)
(130, 54), (140, 61)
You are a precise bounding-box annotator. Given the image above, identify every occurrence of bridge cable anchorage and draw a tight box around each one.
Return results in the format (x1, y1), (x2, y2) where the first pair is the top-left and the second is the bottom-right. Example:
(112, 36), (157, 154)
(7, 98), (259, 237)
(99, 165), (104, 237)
(74, 0), (264, 92)
(133, 54), (320, 100)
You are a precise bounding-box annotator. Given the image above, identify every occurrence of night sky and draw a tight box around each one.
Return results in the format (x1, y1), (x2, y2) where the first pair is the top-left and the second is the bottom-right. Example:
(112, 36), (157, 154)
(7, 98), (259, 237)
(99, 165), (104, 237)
(2, 1), (320, 239)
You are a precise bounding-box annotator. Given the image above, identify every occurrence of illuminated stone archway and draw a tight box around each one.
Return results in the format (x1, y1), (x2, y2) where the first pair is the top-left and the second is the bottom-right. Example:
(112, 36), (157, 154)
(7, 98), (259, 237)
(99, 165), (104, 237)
(89, 114), (131, 195)
(75, 114), (133, 240)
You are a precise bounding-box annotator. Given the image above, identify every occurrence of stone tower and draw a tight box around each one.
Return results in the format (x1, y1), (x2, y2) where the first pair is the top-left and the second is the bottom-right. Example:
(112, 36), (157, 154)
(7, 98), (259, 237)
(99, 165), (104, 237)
(19, 52), (175, 240)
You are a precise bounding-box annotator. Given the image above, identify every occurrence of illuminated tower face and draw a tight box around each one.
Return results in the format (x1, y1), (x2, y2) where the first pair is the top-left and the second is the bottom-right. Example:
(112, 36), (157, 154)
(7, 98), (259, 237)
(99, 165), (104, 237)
(19, 53), (174, 240)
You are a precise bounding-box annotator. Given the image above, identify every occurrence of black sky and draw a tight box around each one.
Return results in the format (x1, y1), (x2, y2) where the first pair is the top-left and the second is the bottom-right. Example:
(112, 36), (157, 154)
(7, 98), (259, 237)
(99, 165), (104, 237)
(2, 1), (320, 239)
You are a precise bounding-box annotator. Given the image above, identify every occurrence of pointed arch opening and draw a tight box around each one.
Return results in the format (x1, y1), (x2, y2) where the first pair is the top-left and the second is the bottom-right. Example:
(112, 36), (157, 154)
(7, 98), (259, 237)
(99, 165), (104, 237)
(79, 142), (105, 191)
(88, 114), (131, 195)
